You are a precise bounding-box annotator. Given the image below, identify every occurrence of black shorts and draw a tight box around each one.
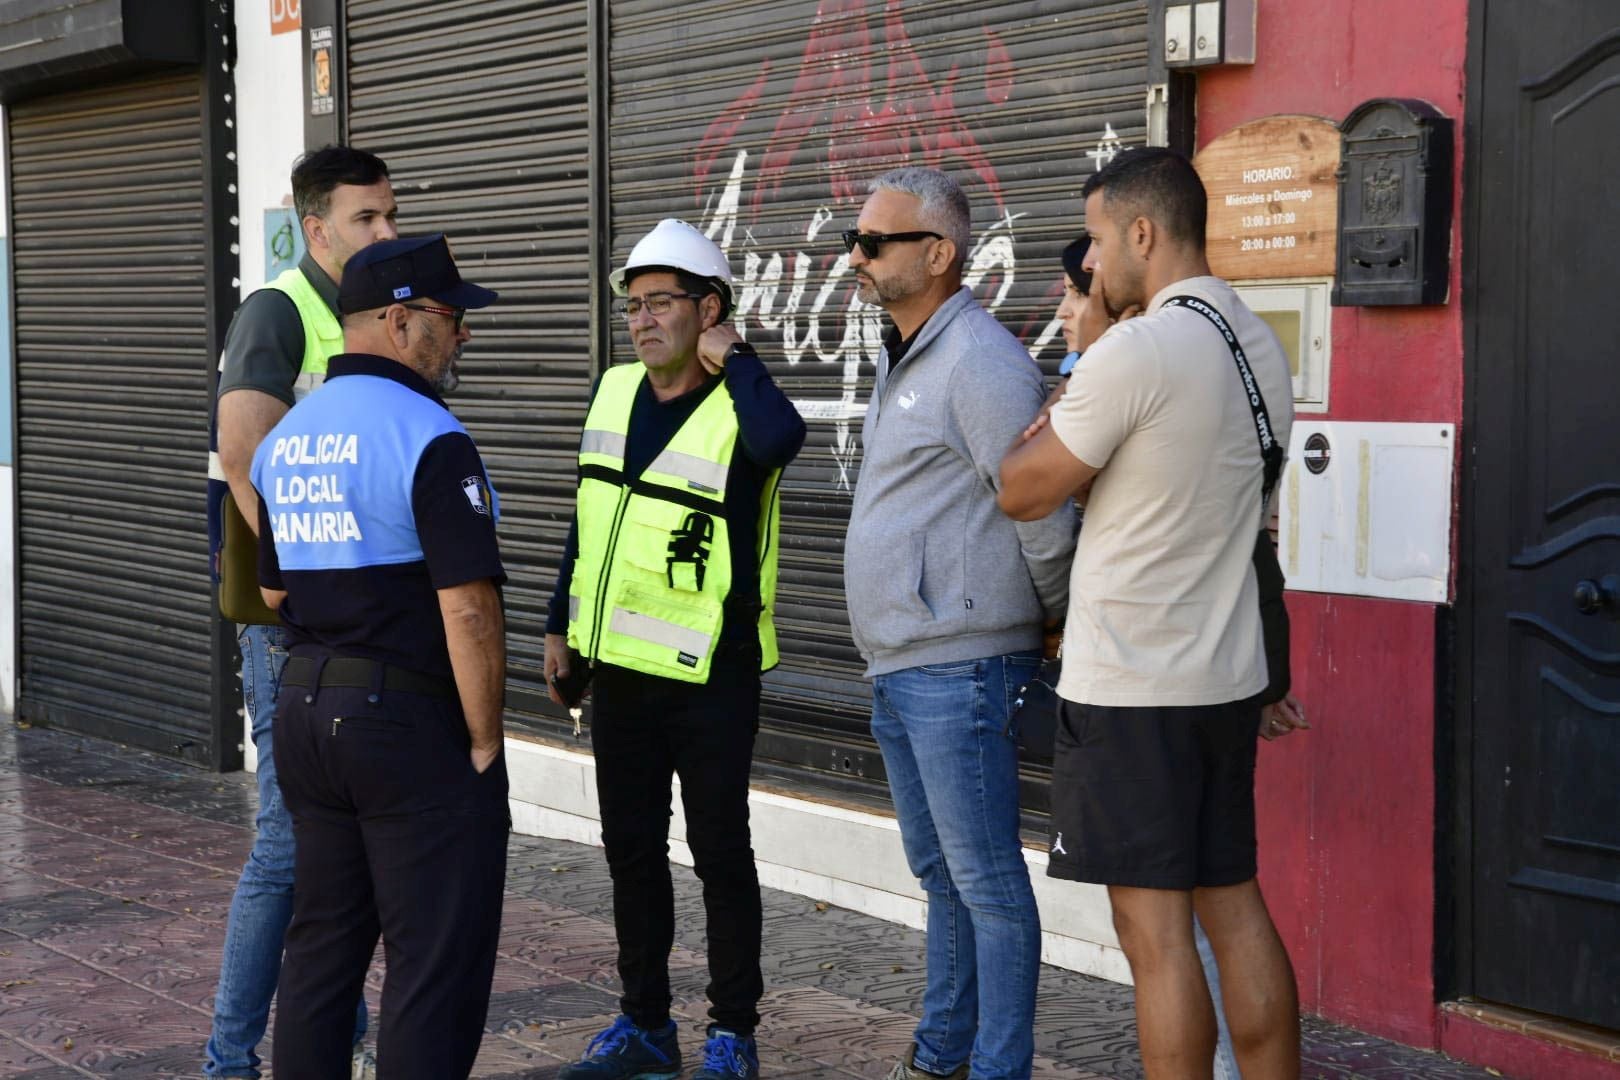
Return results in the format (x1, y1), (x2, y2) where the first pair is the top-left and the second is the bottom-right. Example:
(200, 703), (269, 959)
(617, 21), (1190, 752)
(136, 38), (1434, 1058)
(1046, 698), (1261, 890)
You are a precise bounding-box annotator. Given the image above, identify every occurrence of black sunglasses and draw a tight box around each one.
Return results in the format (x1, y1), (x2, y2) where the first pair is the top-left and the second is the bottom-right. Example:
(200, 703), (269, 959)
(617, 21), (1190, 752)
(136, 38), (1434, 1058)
(840, 229), (944, 259)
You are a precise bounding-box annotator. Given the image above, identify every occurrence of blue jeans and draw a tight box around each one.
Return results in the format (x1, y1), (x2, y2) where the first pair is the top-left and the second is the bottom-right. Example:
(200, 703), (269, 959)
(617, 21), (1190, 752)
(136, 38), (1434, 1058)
(871, 652), (1043, 1080)
(205, 624), (366, 1078)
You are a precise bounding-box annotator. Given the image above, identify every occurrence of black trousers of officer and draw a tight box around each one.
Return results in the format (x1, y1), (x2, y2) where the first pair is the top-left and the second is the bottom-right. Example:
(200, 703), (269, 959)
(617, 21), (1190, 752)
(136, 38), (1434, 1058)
(590, 638), (765, 1033)
(272, 651), (509, 1080)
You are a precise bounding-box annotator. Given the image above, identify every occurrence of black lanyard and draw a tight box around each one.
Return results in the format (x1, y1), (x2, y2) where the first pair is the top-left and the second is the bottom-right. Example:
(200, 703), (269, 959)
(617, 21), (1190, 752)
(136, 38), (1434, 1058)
(1162, 295), (1284, 524)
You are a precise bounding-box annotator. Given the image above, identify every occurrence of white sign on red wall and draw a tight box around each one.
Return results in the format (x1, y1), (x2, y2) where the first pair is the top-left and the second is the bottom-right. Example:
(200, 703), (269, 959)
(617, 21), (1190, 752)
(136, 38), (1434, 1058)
(271, 0), (302, 36)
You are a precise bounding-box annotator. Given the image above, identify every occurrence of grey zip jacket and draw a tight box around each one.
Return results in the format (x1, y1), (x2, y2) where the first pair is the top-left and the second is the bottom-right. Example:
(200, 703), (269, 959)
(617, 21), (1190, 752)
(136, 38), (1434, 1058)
(844, 287), (1077, 677)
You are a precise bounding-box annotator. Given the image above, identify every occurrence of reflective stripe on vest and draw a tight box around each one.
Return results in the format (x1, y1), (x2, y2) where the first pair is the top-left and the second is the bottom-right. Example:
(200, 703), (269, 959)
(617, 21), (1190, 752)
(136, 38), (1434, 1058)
(579, 429), (626, 459)
(645, 448), (729, 494)
(266, 266), (345, 400)
(567, 363), (782, 683)
(609, 608), (714, 658)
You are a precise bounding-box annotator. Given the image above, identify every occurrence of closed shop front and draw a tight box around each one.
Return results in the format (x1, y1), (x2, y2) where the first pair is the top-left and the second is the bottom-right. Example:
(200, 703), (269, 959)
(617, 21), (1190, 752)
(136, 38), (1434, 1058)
(3, 2), (237, 767)
(340, 0), (1151, 815)
(607, 0), (1150, 812)
(343, 0), (594, 719)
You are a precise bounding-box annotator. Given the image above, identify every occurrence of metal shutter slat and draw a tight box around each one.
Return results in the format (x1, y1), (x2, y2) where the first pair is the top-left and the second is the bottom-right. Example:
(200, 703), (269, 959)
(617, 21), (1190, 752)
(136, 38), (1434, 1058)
(345, 0), (591, 700)
(10, 71), (215, 762)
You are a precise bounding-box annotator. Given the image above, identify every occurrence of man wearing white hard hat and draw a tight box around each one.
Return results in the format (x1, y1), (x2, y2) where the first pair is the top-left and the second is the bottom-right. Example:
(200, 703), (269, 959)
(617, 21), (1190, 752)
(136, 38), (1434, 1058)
(545, 219), (806, 1080)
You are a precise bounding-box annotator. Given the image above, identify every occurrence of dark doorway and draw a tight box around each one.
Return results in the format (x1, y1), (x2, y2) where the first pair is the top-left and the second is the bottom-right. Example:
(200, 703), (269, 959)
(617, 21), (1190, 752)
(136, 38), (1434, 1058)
(1461, 0), (1620, 1031)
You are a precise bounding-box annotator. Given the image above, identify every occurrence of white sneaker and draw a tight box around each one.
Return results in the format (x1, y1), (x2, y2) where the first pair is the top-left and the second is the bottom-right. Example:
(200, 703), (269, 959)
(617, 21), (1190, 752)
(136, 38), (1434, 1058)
(351, 1042), (377, 1080)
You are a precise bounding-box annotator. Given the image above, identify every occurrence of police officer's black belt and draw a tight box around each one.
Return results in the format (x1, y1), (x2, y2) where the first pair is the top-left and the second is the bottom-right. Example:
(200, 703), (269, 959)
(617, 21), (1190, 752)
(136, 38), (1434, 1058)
(282, 656), (456, 701)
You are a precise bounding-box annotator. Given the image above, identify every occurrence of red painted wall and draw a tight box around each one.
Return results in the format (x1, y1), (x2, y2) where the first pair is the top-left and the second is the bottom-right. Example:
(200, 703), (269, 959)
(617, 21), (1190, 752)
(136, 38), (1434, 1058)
(1440, 1011), (1620, 1080)
(1196, 0), (1471, 1049)
(1257, 594), (1439, 1048)
(1198, 0), (1468, 426)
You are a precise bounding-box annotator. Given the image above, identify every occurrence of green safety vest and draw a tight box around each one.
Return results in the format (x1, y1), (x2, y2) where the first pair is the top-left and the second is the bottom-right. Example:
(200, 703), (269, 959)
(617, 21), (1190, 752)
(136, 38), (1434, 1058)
(567, 364), (783, 683)
(213, 264), (346, 625)
(266, 265), (345, 398)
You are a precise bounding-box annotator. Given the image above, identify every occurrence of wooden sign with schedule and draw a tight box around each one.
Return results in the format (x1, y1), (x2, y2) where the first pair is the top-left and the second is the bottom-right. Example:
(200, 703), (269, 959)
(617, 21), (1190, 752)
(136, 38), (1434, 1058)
(1194, 115), (1340, 280)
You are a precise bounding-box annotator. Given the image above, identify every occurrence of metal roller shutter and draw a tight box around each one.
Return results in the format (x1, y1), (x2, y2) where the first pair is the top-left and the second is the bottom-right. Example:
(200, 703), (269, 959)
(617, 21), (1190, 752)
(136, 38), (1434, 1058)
(345, 0), (592, 714)
(10, 72), (215, 762)
(608, 0), (1149, 812)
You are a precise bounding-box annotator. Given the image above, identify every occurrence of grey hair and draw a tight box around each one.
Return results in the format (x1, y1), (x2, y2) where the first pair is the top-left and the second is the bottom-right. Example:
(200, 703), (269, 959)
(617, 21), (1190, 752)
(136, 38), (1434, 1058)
(868, 167), (972, 271)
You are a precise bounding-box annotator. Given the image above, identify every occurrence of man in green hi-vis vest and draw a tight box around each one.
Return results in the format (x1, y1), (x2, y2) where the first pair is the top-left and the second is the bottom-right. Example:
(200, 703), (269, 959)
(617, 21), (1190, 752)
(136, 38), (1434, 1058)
(545, 220), (805, 1080)
(204, 145), (397, 1080)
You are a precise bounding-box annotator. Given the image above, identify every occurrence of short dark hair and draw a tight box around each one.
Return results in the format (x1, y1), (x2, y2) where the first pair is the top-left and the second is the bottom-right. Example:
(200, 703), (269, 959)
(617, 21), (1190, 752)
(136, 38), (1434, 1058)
(1081, 147), (1207, 250)
(625, 264), (732, 323)
(292, 145), (390, 223)
(1060, 237), (1092, 294)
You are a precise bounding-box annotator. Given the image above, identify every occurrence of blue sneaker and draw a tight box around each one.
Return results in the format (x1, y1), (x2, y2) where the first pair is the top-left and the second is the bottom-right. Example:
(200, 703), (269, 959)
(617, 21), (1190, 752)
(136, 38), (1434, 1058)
(558, 1015), (681, 1079)
(691, 1025), (759, 1079)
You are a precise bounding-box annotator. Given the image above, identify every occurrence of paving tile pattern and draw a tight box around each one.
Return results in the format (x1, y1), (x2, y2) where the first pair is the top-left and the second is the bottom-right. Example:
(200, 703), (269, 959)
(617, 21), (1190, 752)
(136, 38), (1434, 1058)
(0, 721), (1498, 1079)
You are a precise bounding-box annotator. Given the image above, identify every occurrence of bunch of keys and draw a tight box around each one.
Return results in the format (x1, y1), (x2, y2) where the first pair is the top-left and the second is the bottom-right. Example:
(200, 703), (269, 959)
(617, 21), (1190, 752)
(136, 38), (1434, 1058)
(548, 660), (592, 738)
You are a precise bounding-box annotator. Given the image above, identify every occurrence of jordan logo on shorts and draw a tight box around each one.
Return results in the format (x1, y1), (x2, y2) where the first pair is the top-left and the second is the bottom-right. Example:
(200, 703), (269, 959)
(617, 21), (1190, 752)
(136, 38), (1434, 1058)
(1051, 832), (1068, 856)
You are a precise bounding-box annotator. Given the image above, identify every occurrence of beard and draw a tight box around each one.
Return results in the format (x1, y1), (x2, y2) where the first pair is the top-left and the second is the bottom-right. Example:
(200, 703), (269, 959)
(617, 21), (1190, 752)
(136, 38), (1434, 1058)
(855, 259), (929, 306)
(326, 229), (360, 275)
(413, 322), (463, 394)
(433, 347), (463, 394)
(1100, 260), (1148, 319)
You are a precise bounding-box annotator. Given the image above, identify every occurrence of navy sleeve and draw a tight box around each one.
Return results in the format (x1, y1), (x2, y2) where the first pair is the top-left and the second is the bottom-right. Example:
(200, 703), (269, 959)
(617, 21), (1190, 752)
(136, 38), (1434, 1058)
(544, 516), (579, 636)
(256, 489), (284, 589)
(725, 345), (807, 468)
(410, 432), (507, 590)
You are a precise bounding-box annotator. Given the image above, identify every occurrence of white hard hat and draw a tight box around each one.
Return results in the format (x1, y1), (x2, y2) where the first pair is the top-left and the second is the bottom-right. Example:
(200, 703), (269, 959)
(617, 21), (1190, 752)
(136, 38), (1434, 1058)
(609, 219), (735, 312)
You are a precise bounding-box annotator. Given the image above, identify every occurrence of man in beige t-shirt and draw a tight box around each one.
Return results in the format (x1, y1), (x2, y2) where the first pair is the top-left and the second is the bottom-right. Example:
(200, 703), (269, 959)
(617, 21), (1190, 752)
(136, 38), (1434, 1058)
(1000, 148), (1301, 1079)
(1052, 270), (1289, 706)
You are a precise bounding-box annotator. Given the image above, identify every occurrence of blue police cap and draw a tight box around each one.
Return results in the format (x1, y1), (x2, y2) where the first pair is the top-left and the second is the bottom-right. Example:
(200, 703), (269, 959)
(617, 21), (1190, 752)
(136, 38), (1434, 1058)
(338, 234), (499, 315)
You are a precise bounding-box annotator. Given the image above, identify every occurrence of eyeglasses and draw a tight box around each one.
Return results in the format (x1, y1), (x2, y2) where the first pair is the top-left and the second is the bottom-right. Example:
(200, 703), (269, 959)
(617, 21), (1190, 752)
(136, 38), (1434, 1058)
(382, 303), (466, 330)
(616, 292), (706, 320)
(840, 229), (944, 259)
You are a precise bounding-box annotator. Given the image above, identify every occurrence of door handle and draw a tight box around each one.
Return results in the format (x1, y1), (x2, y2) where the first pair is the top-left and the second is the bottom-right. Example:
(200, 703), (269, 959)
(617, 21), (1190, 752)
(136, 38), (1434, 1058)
(1573, 574), (1620, 618)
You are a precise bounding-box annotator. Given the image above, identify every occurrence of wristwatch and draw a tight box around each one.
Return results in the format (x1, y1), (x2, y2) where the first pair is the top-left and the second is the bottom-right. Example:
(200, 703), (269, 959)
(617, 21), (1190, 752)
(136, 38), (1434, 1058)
(725, 340), (758, 362)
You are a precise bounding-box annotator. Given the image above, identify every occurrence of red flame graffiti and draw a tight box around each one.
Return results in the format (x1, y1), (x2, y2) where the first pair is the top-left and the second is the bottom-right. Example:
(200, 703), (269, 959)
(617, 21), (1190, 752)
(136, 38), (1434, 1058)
(693, 0), (1009, 218)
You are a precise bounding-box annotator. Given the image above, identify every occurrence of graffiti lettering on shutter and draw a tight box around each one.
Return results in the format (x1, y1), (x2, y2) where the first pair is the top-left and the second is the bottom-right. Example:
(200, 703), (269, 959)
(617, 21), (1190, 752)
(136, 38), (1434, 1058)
(683, 0), (1134, 491)
(687, 1), (1030, 489)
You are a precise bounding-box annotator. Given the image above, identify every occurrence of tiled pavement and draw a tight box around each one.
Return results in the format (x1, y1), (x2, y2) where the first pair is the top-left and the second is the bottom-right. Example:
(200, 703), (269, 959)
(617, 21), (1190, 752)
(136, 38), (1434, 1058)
(0, 720), (1499, 1079)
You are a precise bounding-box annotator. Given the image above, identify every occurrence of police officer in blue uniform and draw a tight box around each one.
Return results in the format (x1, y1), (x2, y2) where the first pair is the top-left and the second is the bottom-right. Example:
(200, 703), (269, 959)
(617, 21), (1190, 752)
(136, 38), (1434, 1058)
(250, 234), (507, 1080)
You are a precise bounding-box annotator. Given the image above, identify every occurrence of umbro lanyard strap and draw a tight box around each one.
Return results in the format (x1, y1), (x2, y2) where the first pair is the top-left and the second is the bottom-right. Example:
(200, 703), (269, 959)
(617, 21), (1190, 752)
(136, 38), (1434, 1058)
(1162, 295), (1284, 524)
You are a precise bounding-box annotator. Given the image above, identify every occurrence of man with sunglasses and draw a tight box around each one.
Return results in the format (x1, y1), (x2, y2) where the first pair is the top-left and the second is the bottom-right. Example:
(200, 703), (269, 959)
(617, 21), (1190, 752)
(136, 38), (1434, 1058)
(841, 168), (1076, 1080)
(251, 233), (508, 1079)
(544, 219), (804, 1080)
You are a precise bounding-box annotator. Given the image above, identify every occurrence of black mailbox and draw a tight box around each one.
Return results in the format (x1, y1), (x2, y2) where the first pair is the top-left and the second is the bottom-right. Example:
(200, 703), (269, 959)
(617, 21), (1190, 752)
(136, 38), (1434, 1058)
(1332, 99), (1453, 306)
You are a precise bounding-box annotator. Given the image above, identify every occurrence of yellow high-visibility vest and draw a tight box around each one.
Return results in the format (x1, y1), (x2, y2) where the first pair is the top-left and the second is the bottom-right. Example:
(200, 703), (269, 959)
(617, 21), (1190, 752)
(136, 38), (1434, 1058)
(567, 364), (783, 683)
(266, 265), (344, 399)
(212, 264), (347, 625)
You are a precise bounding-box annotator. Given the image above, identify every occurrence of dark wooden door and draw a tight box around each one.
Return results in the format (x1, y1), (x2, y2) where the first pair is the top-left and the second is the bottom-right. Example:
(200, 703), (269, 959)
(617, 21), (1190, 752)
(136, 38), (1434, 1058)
(1466, 0), (1620, 1030)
